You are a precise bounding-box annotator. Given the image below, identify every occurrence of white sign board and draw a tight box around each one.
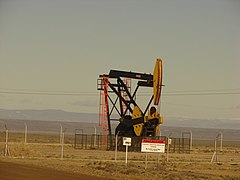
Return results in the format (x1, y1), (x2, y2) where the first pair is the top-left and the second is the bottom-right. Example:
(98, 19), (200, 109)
(168, 138), (172, 145)
(123, 137), (131, 146)
(141, 139), (165, 153)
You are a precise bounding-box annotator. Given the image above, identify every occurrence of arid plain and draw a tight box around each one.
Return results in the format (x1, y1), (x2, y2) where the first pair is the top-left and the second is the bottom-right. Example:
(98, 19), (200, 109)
(0, 131), (239, 180)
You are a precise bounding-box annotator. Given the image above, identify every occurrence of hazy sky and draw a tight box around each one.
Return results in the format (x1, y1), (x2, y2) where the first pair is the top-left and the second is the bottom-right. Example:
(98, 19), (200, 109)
(0, 0), (239, 120)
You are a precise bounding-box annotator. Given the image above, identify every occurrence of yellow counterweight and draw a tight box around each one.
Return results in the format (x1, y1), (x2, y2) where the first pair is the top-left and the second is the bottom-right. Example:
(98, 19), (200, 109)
(132, 105), (144, 136)
(153, 58), (163, 105)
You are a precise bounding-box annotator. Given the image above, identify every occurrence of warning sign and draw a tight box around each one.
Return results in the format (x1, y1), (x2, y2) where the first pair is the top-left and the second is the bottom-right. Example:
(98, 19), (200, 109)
(141, 139), (165, 153)
(123, 137), (132, 146)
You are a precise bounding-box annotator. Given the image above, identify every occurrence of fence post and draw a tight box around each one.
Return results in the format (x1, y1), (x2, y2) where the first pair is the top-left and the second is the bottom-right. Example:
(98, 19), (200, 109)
(220, 131), (223, 152)
(166, 133), (172, 162)
(115, 132), (120, 161)
(211, 133), (222, 163)
(211, 138), (217, 163)
(4, 126), (10, 157)
(61, 132), (64, 160)
(60, 124), (63, 144)
(61, 128), (67, 160)
(94, 127), (97, 147)
(190, 130), (192, 151)
(24, 123), (28, 144)
(166, 137), (170, 162)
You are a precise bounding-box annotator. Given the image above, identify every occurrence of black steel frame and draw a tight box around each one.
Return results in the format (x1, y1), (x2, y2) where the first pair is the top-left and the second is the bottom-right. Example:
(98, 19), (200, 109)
(99, 70), (154, 139)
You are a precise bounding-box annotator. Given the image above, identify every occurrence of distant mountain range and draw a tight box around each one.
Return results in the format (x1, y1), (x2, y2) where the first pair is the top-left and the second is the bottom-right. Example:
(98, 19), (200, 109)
(0, 109), (97, 122)
(0, 109), (239, 130)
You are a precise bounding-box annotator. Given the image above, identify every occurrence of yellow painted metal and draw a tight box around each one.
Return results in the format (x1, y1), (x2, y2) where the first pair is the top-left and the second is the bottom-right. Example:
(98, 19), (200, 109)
(132, 105), (144, 136)
(147, 109), (162, 136)
(133, 123), (143, 136)
(132, 105), (142, 119)
(144, 116), (147, 123)
(155, 117), (163, 136)
(159, 116), (163, 124)
(148, 110), (160, 120)
(153, 58), (163, 105)
(155, 125), (159, 136)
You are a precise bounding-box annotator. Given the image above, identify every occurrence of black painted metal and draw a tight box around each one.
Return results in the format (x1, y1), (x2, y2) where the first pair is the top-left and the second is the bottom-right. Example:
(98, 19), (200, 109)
(74, 133), (191, 154)
(98, 69), (156, 146)
(109, 70), (153, 80)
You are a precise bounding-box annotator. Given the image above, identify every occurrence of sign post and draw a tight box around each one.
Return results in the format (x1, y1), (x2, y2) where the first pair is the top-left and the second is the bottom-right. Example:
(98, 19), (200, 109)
(145, 152), (148, 169)
(167, 138), (171, 162)
(115, 131), (120, 161)
(123, 137), (131, 166)
(141, 139), (166, 169)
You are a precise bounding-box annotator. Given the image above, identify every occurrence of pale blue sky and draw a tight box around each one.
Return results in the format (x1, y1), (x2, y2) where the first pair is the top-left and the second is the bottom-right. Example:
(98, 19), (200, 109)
(0, 0), (239, 120)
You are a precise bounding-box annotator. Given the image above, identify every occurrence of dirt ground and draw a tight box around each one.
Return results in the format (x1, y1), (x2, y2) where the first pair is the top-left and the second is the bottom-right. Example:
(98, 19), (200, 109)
(0, 160), (108, 180)
(0, 149), (239, 180)
(0, 133), (240, 180)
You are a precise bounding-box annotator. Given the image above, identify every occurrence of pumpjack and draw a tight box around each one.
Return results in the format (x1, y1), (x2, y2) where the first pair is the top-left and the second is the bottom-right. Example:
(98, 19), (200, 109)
(97, 59), (163, 140)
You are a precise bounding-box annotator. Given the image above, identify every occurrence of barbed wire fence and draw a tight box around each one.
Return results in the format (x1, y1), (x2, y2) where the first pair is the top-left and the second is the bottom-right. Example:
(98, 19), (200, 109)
(0, 120), (240, 164)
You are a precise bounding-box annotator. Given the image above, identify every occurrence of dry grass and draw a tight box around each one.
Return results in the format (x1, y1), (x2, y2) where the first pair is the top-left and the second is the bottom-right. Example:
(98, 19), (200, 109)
(0, 132), (240, 179)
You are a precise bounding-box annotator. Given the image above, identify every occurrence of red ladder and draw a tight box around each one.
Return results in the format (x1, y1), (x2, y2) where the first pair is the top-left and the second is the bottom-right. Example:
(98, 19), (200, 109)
(98, 77), (109, 143)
